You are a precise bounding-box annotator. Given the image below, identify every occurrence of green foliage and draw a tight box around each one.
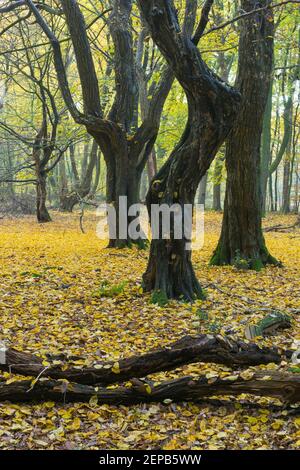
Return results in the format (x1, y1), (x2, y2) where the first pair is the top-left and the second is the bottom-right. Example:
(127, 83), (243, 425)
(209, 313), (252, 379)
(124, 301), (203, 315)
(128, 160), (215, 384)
(207, 321), (221, 334)
(249, 258), (264, 272)
(95, 280), (127, 298)
(195, 309), (209, 321)
(150, 290), (169, 307)
(233, 250), (249, 270)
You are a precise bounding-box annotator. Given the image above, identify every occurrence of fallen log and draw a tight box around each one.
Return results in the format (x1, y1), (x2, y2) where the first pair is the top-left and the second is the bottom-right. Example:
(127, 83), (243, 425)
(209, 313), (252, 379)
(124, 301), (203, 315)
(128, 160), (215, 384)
(0, 371), (299, 404)
(1, 335), (292, 385)
(264, 217), (300, 232)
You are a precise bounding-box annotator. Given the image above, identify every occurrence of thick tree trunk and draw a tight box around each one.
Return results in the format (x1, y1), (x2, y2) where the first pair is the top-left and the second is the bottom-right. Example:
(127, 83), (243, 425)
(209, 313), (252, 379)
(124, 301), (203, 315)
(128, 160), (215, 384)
(211, 0), (277, 270)
(101, 138), (131, 248)
(36, 174), (51, 223)
(99, 132), (148, 248)
(140, 0), (240, 300)
(1, 334), (289, 386)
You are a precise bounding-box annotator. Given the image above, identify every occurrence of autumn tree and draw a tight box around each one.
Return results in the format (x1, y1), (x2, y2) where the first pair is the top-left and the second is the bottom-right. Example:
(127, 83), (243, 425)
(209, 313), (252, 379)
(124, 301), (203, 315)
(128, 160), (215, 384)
(14, 0), (198, 247)
(139, 0), (240, 300)
(0, 37), (69, 222)
(211, 0), (278, 269)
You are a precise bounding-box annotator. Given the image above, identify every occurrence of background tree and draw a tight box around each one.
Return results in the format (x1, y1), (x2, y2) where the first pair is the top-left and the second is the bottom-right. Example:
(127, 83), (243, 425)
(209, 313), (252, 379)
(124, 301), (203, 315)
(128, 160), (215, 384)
(23, 0), (199, 246)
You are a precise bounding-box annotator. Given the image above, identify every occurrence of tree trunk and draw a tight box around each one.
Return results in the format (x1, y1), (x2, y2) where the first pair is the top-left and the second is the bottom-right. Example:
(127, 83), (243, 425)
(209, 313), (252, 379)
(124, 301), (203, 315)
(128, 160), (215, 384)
(91, 151), (101, 196)
(212, 184), (222, 211)
(58, 154), (70, 211)
(198, 173), (208, 207)
(36, 174), (51, 223)
(260, 81), (273, 213)
(212, 153), (223, 211)
(140, 0), (240, 300)
(59, 193), (79, 212)
(211, 0), (277, 270)
(281, 107), (293, 214)
(281, 159), (291, 214)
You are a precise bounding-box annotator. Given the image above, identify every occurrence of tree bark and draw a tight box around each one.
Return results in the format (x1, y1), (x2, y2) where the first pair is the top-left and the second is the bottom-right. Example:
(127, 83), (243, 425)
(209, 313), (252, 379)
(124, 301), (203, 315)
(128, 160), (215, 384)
(198, 173), (208, 207)
(282, 158), (291, 214)
(36, 174), (51, 223)
(140, 0), (240, 300)
(0, 334), (290, 386)
(33, 127), (52, 223)
(281, 102), (293, 214)
(260, 81), (273, 213)
(211, 0), (277, 270)
(212, 154), (223, 211)
(0, 371), (298, 404)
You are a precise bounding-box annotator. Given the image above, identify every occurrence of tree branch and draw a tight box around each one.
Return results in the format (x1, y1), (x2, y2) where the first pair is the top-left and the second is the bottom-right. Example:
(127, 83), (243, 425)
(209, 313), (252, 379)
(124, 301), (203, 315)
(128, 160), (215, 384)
(0, 334), (292, 385)
(192, 0), (214, 43)
(0, 371), (298, 404)
(24, 0), (81, 122)
(203, 0), (300, 37)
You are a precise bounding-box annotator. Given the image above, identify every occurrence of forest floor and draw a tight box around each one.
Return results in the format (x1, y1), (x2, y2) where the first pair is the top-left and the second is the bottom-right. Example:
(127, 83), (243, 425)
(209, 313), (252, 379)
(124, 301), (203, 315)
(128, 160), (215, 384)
(0, 211), (299, 450)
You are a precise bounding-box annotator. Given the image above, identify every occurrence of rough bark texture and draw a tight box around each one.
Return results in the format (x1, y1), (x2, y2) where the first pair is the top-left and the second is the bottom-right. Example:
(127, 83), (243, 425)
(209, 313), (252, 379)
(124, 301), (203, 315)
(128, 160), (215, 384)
(140, 0), (240, 300)
(0, 371), (299, 404)
(1, 334), (290, 386)
(211, 0), (277, 269)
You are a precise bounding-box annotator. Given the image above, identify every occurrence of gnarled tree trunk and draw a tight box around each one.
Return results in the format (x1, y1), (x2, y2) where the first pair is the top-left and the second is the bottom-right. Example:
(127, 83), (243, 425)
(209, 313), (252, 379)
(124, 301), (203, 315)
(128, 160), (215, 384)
(139, 0), (240, 300)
